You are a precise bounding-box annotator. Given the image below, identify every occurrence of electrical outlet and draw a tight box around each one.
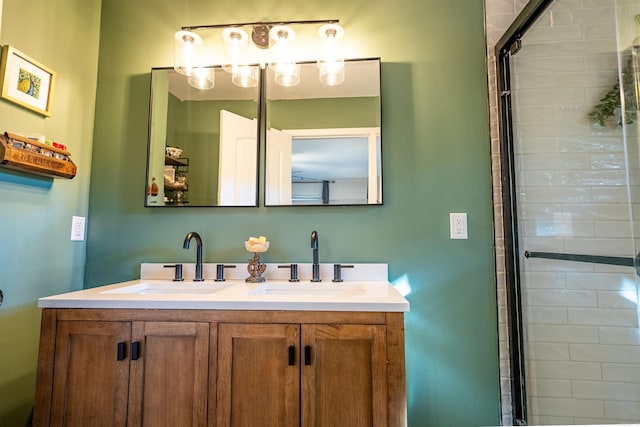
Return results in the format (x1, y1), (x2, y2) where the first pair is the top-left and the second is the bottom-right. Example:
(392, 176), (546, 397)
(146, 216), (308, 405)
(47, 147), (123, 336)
(71, 216), (86, 241)
(450, 213), (468, 239)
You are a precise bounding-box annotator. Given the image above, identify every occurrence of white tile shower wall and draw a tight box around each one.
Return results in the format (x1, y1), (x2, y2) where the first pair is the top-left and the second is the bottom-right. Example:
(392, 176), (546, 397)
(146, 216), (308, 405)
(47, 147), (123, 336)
(512, 0), (640, 424)
(486, 0), (640, 425)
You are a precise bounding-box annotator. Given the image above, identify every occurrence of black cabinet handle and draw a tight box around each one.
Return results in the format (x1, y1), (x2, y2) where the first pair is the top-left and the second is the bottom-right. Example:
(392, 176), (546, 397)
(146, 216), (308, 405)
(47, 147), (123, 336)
(288, 346), (296, 366)
(304, 345), (312, 365)
(131, 341), (140, 360)
(117, 342), (126, 361)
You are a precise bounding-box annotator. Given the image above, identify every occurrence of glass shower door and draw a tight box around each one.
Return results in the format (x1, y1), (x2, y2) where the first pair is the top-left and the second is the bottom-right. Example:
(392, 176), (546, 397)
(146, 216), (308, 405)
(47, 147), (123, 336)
(507, 0), (640, 424)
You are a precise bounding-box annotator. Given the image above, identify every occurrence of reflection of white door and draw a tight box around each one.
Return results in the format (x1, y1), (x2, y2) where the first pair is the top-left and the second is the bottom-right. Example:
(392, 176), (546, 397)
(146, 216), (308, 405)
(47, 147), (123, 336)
(265, 128), (292, 205)
(218, 110), (257, 206)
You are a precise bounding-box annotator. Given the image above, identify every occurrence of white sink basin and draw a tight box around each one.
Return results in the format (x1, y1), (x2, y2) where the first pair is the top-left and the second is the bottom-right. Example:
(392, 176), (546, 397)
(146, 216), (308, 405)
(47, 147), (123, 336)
(249, 282), (372, 297)
(101, 282), (232, 295)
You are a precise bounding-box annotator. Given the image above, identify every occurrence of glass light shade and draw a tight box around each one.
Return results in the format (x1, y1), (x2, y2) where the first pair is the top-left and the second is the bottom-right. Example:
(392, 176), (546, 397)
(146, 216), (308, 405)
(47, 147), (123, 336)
(274, 63), (300, 87)
(269, 25), (299, 87)
(232, 65), (259, 88)
(222, 27), (249, 73)
(318, 61), (345, 86)
(318, 24), (345, 86)
(174, 30), (203, 76)
(188, 67), (215, 90)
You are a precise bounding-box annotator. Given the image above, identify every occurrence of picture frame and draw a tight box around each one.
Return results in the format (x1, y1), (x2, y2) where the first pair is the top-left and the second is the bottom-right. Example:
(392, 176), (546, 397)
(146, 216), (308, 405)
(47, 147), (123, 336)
(0, 45), (56, 116)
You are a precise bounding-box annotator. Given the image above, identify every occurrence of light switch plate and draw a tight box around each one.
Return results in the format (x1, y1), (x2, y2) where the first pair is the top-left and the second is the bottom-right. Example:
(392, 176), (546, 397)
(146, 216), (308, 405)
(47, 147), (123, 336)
(71, 216), (86, 241)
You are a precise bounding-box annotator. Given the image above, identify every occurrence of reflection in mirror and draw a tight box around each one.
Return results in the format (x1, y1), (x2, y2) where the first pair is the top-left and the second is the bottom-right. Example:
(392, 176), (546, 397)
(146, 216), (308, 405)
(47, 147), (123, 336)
(265, 58), (382, 206)
(145, 66), (260, 207)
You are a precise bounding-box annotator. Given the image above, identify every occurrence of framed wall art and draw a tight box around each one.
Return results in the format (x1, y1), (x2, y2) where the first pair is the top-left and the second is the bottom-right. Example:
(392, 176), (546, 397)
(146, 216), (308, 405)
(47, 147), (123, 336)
(0, 45), (56, 116)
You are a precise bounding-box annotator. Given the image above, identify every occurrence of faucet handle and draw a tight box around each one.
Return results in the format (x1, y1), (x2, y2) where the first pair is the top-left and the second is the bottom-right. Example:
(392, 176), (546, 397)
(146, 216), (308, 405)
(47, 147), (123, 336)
(163, 264), (184, 282)
(278, 264), (300, 282)
(332, 264), (354, 282)
(215, 264), (236, 282)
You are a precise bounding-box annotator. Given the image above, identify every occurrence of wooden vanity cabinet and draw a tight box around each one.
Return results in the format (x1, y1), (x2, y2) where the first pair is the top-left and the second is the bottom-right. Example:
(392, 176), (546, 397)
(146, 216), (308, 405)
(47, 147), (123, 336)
(34, 309), (406, 427)
(35, 311), (210, 426)
(216, 322), (388, 427)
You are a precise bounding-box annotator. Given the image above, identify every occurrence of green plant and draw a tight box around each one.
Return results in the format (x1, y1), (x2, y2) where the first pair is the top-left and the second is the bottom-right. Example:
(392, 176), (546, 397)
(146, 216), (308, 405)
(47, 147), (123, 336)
(589, 54), (638, 127)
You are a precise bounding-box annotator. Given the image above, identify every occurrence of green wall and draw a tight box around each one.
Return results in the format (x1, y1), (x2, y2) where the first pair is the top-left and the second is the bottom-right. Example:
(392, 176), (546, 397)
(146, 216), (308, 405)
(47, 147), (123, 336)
(0, 0), (101, 425)
(269, 97), (380, 129)
(87, 0), (500, 425)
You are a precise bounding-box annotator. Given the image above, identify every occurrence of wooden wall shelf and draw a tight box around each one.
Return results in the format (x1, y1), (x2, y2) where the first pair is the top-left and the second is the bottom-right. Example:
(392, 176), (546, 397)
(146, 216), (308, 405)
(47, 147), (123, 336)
(0, 132), (76, 179)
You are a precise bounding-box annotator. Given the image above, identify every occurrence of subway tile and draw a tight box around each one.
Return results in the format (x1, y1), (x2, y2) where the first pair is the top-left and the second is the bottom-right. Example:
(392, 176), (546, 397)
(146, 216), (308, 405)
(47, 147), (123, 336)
(514, 56), (585, 73)
(585, 53), (618, 71)
(573, 379), (640, 400)
(549, 8), (616, 26)
(528, 397), (604, 418)
(517, 152), (591, 169)
(563, 238), (635, 256)
(599, 326), (640, 345)
(574, 416), (628, 425)
(523, 24), (582, 43)
(521, 218), (594, 237)
(552, 39), (617, 57)
(514, 42), (554, 58)
(604, 400), (640, 422)
(519, 237), (565, 253)
(603, 363), (640, 382)
(529, 415), (576, 425)
(570, 343), (640, 363)
(527, 378), (572, 397)
(583, 23), (618, 40)
(525, 307), (569, 325)
(527, 324), (599, 343)
(515, 88), (586, 106)
(520, 187), (591, 203)
(526, 342), (571, 360)
(525, 289), (597, 307)
(484, 0), (516, 15)
(591, 187), (630, 203)
(557, 136), (625, 152)
(596, 291), (638, 309)
(593, 220), (634, 238)
(527, 360), (602, 380)
(560, 171), (627, 187)
(562, 203), (631, 221)
(568, 307), (638, 326)
(524, 257), (595, 273)
(522, 271), (567, 289)
(566, 272), (636, 290)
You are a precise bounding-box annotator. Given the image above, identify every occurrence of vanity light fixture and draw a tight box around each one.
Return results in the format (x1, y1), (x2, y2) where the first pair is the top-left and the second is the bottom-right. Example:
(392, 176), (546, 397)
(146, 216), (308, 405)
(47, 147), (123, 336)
(269, 25), (299, 87)
(174, 30), (203, 77)
(173, 19), (345, 89)
(318, 23), (345, 86)
(188, 67), (215, 90)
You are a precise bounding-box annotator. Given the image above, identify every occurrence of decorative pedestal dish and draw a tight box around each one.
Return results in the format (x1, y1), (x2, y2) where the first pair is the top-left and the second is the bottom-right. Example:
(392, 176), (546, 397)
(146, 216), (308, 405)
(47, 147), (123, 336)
(244, 238), (269, 283)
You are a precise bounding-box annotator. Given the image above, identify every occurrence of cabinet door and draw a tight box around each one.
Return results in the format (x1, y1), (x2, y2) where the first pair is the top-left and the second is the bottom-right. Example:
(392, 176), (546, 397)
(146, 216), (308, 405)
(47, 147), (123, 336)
(217, 323), (300, 427)
(128, 321), (210, 427)
(50, 320), (131, 426)
(302, 324), (388, 427)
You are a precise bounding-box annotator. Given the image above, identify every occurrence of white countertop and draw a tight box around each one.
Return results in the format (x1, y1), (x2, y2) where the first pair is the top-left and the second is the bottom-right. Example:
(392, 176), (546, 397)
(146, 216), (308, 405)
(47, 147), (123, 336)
(38, 263), (410, 312)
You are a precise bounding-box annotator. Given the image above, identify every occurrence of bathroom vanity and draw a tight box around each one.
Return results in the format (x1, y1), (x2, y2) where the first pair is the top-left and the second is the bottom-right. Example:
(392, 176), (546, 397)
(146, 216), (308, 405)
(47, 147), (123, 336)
(33, 264), (409, 427)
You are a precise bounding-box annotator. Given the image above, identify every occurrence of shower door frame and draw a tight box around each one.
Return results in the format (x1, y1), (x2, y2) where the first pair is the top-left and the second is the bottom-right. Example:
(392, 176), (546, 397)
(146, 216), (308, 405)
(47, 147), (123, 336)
(495, 0), (558, 424)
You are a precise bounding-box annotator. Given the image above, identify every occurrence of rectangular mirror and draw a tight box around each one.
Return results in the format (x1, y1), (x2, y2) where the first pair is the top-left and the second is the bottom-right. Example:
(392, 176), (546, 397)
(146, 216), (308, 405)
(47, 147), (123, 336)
(265, 58), (382, 206)
(145, 66), (260, 207)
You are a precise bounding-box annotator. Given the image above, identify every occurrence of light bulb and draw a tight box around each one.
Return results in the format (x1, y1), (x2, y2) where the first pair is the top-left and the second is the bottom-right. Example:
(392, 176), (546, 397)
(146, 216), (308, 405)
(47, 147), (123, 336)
(232, 65), (259, 88)
(188, 67), (215, 90)
(174, 30), (203, 76)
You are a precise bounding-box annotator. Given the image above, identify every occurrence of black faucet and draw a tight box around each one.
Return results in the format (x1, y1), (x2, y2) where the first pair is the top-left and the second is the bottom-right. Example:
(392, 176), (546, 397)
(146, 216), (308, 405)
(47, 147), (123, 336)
(183, 231), (204, 281)
(311, 230), (320, 282)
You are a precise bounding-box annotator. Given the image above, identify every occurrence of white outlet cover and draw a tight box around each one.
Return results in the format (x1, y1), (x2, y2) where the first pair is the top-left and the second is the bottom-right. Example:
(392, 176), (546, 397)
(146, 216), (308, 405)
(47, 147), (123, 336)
(450, 213), (468, 239)
(71, 216), (86, 241)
